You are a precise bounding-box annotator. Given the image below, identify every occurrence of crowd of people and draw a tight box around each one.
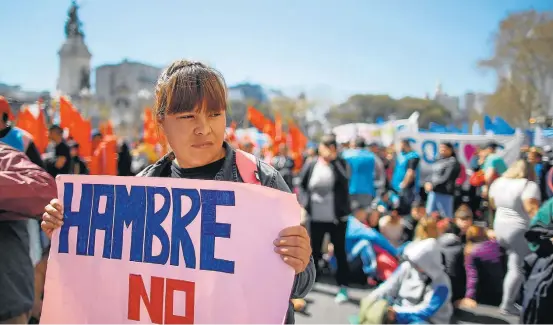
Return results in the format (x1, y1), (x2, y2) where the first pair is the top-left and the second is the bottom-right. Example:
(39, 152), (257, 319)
(2, 59), (553, 324)
(295, 134), (553, 324)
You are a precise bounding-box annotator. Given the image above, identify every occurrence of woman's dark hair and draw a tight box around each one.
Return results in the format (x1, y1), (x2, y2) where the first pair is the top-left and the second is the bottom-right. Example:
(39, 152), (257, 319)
(153, 60), (227, 123)
(354, 136), (366, 148)
(441, 142), (456, 157)
(400, 139), (411, 147)
(49, 125), (63, 134)
(320, 134), (337, 148)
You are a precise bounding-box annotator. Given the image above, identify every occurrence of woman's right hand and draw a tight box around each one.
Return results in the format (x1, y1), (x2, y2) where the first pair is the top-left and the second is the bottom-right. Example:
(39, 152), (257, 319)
(456, 298), (477, 309)
(41, 198), (64, 239)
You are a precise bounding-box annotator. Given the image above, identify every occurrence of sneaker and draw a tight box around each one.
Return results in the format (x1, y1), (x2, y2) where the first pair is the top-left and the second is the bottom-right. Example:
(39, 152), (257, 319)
(335, 287), (349, 304)
(499, 305), (520, 316)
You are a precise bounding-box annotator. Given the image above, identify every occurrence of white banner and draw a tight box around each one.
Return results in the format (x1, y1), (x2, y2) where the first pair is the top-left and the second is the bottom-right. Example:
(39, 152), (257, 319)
(333, 118), (418, 147)
(395, 131), (524, 185)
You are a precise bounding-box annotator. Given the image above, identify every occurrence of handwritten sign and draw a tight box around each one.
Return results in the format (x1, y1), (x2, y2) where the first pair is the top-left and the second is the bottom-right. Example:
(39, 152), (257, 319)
(41, 175), (300, 324)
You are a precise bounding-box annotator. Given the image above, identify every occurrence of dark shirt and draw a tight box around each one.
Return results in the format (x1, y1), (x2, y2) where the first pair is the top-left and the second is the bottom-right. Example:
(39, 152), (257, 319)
(0, 220), (33, 321)
(170, 157), (225, 180)
(118, 143), (133, 176)
(406, 157), (420, 188)
(71, 157), (89, 175)
(271, 155), (295, 189)
(0, 126), (43, 168)
(401, 214), (418, 243)
(50, 141), (71, 177)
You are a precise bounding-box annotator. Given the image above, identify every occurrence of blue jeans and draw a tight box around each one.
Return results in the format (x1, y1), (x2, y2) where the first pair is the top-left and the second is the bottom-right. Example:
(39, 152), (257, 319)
(426, 191), (454, 218)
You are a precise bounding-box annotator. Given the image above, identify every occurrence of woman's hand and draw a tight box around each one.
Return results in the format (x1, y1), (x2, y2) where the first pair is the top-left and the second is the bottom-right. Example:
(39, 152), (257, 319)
(486, 229), (496, 240)
(455, 298), (477, 309)
(274, 225), (312, 274)
(424, 182), (433, 193)
(41, 198), (64, 239)
(387, 307), (396, 323)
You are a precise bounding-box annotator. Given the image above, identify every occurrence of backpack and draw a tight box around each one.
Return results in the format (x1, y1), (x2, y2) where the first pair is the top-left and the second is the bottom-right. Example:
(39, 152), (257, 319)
(235, 149), (262, 185)
(521, 253), (553, 324)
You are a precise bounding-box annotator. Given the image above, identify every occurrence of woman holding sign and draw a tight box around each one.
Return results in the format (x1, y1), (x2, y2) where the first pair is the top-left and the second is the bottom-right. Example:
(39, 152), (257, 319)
(41, 59), (315, 324)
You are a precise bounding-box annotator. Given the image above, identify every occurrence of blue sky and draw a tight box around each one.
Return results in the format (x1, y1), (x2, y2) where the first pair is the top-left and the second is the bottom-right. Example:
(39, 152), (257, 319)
(1, 0), (552, 103)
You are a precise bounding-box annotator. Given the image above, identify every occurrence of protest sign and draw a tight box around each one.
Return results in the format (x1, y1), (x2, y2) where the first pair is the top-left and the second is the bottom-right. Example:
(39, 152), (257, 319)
(396, 131), (524, 184)
(41, 175), (300, 324)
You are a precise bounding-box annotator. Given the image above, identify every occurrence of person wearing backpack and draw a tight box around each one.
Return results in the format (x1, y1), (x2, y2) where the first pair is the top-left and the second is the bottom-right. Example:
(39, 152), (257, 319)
(520, 197), (553, 324)
(40, 60), (315, 324)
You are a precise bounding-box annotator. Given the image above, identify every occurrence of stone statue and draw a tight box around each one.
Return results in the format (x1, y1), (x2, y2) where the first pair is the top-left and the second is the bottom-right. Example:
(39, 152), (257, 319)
(80, 68), (90, 91)
(65, 0), (84, 38)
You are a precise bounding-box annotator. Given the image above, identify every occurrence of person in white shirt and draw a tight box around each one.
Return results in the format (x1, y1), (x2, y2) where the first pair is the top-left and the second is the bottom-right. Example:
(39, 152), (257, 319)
(489, 159), (541, 316)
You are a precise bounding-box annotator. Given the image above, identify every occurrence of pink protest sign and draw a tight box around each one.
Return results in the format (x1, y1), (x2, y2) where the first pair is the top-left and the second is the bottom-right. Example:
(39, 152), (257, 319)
(41, 175), (300, 324)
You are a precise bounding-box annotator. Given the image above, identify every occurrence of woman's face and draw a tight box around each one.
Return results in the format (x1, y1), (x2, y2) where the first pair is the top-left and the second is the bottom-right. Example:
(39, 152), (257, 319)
(439, 144), (451, 158)
(161, 107), (226, 168)
(455, 217), (472, 235)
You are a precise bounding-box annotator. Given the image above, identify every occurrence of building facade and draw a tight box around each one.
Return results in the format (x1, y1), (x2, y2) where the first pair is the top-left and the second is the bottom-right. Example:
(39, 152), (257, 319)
(95, 59), (161, 126)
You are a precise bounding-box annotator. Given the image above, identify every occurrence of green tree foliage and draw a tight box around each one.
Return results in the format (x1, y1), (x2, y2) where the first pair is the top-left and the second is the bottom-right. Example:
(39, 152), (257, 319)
(325, 94), (451, 128)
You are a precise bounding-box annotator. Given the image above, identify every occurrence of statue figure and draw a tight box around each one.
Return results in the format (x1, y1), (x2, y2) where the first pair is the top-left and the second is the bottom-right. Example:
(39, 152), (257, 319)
(80, 68), (90, 92)
(65, 0), (84, 38)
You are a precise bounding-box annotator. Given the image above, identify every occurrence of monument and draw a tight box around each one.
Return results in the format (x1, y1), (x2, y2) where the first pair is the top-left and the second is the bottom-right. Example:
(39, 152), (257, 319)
(57, 1), (92, 98)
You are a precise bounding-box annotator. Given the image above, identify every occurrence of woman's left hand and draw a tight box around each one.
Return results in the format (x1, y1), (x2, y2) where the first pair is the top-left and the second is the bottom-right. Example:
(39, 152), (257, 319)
(274, 225), (312, 274)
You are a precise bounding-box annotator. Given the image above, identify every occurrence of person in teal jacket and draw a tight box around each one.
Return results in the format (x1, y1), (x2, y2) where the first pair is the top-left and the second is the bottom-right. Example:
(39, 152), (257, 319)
(342, 137), (376, 208)
(391, 139), (420, 213)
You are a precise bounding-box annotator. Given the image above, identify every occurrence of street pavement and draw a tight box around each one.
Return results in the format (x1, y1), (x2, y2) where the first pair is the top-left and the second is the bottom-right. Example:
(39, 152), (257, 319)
(296, 279), (519, 324)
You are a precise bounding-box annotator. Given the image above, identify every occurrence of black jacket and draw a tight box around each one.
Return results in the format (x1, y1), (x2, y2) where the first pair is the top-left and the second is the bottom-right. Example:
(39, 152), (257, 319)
(437, 233), (466, 302)
(138, 142), (316, 324)
(298, 157), (351, 221)
(430, 156), (461, 195)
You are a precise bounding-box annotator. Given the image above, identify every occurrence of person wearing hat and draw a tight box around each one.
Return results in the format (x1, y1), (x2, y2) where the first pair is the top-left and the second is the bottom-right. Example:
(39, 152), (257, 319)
(479, 141), (507, 197)
(0, 96), (43, 168)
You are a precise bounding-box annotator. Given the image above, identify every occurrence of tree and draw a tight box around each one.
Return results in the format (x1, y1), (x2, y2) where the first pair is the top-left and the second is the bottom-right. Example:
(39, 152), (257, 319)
(479, 10), (553, 125)
(396, 97), (452, 126)
(483, 79), (531, 126)
(325, 94), (451, 127)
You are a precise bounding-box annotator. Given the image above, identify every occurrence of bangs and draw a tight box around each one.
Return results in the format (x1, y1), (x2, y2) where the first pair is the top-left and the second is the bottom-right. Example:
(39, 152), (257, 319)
(163, 67), (227, 116)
